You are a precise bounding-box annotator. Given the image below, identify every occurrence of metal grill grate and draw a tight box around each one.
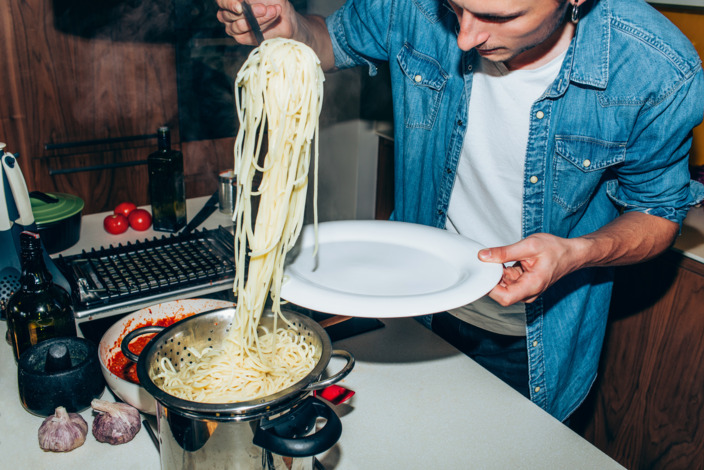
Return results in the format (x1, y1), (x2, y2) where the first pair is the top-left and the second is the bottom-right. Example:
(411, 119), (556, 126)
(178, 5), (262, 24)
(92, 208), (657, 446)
(55, 226), (236, 319)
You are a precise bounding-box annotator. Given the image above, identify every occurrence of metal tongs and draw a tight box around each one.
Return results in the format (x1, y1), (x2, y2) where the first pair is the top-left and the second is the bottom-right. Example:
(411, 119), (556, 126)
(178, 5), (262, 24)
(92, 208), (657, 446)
(241, 0), (265, 45)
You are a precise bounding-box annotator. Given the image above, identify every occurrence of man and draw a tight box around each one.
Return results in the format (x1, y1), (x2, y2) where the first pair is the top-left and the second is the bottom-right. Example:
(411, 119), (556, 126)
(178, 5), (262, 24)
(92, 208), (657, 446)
(216, 0), (704, 421)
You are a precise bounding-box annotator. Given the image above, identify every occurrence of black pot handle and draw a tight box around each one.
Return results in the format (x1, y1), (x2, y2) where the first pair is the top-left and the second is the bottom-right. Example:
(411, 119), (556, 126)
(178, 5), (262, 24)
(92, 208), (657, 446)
(253, 396), (342, 457)
(29, 191), (60, 204)
(120, 326), (164, 363)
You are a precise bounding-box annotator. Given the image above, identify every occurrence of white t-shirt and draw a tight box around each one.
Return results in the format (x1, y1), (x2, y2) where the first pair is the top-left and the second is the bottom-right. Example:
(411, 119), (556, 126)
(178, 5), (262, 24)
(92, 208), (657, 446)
(445, 52), (566, 336)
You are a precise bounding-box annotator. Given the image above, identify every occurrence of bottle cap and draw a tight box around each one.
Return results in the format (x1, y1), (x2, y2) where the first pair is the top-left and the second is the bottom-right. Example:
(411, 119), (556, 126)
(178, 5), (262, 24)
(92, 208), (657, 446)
(157, 126), (171, 150)
(20, 231), (42, 250)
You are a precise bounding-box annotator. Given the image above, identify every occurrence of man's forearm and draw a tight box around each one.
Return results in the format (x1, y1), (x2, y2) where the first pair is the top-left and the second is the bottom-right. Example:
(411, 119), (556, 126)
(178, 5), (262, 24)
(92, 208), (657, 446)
(576, 211), (679, 269)
(295, 14), (337, 72)
(480, 211), (680, 305)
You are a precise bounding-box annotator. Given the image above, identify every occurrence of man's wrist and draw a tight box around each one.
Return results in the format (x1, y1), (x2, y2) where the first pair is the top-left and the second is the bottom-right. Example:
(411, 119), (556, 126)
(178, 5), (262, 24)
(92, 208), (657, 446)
(569, 235), (604, 271)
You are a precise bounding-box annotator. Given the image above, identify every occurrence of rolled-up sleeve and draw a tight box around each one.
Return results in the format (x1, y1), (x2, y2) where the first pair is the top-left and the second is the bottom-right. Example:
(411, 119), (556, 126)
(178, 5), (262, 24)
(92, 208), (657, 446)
(326, 0), (395, 76)
(607, 66), (704, 225)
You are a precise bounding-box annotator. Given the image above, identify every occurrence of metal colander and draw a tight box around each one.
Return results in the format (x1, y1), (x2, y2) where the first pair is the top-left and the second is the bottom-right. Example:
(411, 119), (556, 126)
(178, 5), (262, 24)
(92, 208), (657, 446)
(127, 306), (353, 417)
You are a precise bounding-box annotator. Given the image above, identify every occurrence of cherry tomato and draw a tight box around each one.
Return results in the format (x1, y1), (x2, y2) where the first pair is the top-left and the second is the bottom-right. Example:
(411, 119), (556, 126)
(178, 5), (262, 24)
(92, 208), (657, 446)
(128, 209), (152, 231)
(114, 201), (137, 218)
(103, 214), (129, 234)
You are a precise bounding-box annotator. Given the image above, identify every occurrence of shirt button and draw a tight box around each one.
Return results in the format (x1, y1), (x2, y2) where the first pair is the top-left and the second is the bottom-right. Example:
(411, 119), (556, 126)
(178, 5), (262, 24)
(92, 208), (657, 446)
(457, 120), (464, 127)
(414, 74), (422, 83)
(529, 175), (538, 184)
(534, 386), (541, 393)
(532, 340), (538, 347)
(583, 159), (591, 168)
(536, 111), (545, 119)
(467, 65), (473, 72)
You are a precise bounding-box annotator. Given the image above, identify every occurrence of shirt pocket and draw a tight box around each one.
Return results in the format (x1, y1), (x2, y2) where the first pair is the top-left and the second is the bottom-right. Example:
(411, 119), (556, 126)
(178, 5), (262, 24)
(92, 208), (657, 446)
(396, 43), (448, 130)
(552, 137), (626, 213)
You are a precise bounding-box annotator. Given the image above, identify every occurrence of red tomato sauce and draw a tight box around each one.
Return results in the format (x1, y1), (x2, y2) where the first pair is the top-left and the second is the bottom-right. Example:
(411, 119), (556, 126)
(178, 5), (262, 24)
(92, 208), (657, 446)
(106, 314), (192, 384)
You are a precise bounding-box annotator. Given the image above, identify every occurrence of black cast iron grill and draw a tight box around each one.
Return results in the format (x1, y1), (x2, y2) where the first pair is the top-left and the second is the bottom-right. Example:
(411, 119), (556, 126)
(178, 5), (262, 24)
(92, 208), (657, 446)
(54, 226), (236, 319)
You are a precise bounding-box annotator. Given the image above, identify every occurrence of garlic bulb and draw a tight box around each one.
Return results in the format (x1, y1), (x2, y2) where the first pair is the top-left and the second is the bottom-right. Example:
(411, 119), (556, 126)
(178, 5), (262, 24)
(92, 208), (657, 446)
(38, 406), (88, 452)
(91, 399), (141, 445)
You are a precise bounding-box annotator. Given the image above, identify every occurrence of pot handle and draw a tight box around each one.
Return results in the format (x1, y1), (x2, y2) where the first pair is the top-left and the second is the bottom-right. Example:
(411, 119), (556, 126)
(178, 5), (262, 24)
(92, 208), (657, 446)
(303, 349), (355, 392)
(2, 152), (35, 228)
(253, 396), (341, 457)
(120, 326), (164, 363)
(29, 191), (60, 204)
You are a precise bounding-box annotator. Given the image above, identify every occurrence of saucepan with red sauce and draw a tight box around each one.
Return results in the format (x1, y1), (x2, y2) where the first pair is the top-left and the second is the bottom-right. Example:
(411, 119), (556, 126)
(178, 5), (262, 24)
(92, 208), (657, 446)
(98, 298), (235, 414)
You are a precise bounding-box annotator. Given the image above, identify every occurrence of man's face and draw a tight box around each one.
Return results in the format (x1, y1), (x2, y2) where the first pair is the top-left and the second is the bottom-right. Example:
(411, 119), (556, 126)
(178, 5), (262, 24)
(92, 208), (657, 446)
(447, 0), (572, 69)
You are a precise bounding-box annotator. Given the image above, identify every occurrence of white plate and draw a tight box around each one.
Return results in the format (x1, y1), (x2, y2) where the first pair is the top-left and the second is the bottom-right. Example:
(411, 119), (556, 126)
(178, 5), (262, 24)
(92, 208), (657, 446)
(281, 220), (503, 317)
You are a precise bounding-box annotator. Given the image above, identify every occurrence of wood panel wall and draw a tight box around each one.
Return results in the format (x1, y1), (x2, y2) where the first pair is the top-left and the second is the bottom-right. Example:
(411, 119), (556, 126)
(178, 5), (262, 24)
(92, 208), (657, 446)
(0, 0), (232, 214)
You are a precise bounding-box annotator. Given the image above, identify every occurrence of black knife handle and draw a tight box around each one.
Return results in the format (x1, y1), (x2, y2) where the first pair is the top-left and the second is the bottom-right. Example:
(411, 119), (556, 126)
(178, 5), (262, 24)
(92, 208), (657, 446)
(180, 191), (220, 235)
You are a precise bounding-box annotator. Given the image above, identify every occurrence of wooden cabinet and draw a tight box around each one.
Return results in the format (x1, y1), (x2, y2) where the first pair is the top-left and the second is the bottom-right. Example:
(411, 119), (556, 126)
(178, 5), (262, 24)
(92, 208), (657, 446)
(0, 0), (232, 214)
(571, 251), (704, 470)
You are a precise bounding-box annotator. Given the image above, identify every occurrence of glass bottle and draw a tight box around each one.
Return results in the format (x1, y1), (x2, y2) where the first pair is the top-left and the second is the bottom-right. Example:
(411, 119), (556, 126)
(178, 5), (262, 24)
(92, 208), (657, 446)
(148, 126), (187, 232)
(6, 232), (77, 361)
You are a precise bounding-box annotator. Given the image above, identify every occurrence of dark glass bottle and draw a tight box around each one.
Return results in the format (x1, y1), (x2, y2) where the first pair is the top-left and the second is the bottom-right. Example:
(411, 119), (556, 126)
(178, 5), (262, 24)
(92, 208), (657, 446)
(6, 232), (77, 361)
(148, 126), (187, 232)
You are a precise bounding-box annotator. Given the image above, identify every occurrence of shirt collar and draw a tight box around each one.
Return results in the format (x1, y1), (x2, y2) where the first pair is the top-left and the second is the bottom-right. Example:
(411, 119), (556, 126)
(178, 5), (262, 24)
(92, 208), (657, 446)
(566, 0), (610, 90)
(414, 0), (454, 23)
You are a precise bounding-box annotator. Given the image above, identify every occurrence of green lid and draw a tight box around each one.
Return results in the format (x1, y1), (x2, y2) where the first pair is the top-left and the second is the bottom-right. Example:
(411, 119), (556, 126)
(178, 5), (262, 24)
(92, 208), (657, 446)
(30, 192), (84, 225)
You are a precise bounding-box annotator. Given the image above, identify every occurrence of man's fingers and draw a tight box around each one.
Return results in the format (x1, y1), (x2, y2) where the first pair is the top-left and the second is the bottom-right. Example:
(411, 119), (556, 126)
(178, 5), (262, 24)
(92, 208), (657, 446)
(478, 244), (521, 264)
(502, 264), (523, 282)
(489, 267), (545, 306)
(479, 236), (545, 265)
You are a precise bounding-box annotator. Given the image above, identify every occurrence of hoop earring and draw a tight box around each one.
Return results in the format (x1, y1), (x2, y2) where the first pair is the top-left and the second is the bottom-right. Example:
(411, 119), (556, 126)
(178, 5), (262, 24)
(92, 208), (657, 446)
(571, 3), (580, 24)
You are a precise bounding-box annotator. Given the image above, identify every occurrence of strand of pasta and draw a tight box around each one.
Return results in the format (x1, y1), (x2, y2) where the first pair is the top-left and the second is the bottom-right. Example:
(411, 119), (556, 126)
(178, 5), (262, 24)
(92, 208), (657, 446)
(152, 38), (324, 403)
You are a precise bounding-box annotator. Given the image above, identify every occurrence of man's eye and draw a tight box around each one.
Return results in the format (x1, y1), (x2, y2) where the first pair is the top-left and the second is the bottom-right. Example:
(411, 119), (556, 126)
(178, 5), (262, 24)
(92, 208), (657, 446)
(477, 15), (519, 23)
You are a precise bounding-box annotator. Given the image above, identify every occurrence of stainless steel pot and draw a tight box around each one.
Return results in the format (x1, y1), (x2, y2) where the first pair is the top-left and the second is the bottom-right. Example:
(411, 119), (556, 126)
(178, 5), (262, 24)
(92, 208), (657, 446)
(122, 306), (354, 470)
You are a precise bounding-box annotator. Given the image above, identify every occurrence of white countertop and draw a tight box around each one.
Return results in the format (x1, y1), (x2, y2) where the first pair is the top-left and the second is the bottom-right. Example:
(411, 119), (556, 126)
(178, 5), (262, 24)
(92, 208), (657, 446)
(0, 197), (628, 469)
(0, 319), (624, 470)
(675, 205), (704, 264)
(57, 196), (235, 257)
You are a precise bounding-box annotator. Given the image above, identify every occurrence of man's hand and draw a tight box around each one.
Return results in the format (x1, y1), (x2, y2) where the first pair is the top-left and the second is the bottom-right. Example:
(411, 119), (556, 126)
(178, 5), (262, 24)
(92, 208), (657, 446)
(214, 0), (336, 71)
(478, 212), (679, 306)
(478, 233), (585, 306)
(216, 0), (295, 45)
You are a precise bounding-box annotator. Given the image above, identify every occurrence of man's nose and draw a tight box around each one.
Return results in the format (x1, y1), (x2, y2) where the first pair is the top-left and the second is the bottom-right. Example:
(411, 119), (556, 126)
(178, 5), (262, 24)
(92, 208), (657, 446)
(456, 13), (490, 51)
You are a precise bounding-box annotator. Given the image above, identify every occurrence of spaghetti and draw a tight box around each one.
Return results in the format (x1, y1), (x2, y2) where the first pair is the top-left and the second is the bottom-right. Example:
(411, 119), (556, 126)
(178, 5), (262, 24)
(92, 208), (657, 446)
(152, 38), (324, 403)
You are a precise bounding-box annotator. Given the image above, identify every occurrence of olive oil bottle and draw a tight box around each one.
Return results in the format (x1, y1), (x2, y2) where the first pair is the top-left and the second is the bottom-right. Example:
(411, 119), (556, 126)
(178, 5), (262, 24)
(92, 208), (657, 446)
(148, 126), (187, 232)
(6, 232), (77, 361)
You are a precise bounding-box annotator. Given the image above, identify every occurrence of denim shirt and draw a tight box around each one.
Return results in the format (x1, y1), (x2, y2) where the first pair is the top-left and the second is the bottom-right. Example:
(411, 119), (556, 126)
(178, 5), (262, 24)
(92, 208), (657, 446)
(327, 0), (704, 421)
